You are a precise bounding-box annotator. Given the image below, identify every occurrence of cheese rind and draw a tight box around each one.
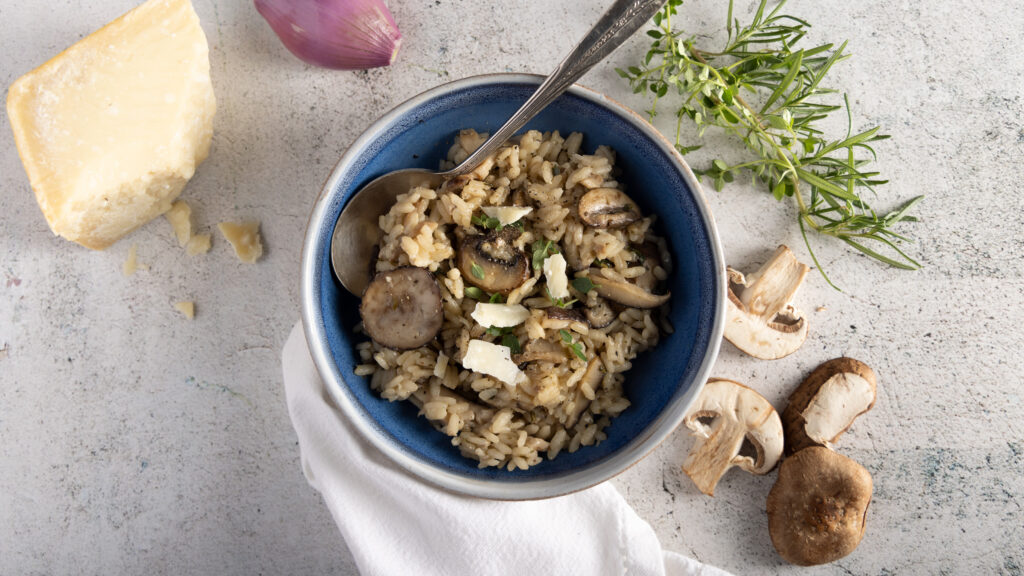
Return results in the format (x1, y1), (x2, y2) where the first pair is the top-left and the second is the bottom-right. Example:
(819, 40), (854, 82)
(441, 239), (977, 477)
(6, 0), (216, 250)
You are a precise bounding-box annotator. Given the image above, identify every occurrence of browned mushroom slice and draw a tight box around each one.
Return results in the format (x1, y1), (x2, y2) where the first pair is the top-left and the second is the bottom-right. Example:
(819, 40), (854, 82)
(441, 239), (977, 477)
(578, 188), (641, 228)
(766, 446), (873, 566)
(577, 269), (670, 309)
(512, 338), (566, 365)
(457, 228), (530, 295)
(584, 299), (617, 329)
(544, 307), (586, 323)
(359, 267), (443, 350)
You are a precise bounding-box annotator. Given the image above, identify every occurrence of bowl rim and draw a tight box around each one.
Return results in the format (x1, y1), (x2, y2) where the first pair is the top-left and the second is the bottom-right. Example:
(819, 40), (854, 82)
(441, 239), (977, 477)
(301, 72), (726, 500)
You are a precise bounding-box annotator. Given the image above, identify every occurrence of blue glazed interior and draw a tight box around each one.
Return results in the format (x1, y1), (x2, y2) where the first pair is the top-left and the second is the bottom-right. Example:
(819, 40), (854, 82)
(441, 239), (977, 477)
(315, 80), (717, 481)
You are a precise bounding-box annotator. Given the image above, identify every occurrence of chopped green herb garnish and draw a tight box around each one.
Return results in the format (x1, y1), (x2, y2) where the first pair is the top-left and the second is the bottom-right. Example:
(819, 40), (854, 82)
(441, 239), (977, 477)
(546, 287), (577, 308)
(471, 213), (503, 230)
(470, 262), (485, 280)
(486, 326), (504, 337)
(558, 329), (587, 360)
(464, 286), (485, 300)
(531, 239), (559, 270)
(594, 258), (613, 268)
(489, 292), (505, 304)
(571, 277), (598, 294)
(501, 333), (522, 354)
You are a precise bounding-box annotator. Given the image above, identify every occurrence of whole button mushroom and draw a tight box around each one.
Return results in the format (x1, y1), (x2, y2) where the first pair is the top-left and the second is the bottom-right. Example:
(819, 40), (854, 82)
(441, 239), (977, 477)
(724, 245), (810, 360)
(766, 446), (873, 566)
(681, 378), (784, 496)
(359, 266), (443, 350)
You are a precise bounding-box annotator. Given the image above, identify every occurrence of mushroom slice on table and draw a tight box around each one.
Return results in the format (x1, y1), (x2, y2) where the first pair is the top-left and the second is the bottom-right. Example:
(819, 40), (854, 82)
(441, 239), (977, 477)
(766, 446), (873, 566)
(359, 267), (443, 350)
(681, 378), (784, 496)
(725, 245), (810, 360)
(782, 357), (878, 455)
(576, 269), (670, 309)
(457, 228), (531, 295)
(577, 187), (641, 228)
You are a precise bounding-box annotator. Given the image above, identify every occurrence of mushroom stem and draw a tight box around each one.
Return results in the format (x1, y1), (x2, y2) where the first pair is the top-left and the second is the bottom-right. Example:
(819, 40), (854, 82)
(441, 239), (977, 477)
(683, 415), (751, 496)
(738, 245), (809, 319)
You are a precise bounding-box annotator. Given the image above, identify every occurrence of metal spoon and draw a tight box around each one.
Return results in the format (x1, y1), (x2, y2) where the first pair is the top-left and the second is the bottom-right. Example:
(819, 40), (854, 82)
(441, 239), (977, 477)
(332, 0), (666, 295)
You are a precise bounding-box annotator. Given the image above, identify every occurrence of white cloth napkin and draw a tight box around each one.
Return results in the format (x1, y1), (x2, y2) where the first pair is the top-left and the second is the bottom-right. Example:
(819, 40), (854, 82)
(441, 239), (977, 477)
(282, 322), (730, 576)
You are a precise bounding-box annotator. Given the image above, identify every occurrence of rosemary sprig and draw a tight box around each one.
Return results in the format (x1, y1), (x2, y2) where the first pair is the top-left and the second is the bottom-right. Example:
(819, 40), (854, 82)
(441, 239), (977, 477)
(617, 0), (922, 286)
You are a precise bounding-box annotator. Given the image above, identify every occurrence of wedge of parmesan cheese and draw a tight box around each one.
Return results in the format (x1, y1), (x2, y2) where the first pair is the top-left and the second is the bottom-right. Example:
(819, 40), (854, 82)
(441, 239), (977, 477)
(543, 253), (570, 299)
(481, 206), (532, 227)
(470, 302), (530, 328)
(6, 0), (216, 250)
(462, 339), (527, 388)
(218, 222), (263, 263)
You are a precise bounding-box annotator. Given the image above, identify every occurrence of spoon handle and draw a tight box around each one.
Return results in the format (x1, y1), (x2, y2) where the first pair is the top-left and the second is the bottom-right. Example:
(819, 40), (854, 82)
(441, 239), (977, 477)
(447, 0), (666, 177)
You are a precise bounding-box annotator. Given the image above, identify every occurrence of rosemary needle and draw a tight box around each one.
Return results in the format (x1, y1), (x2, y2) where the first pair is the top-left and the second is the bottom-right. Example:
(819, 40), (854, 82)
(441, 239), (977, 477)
(617, 0), (923, 287)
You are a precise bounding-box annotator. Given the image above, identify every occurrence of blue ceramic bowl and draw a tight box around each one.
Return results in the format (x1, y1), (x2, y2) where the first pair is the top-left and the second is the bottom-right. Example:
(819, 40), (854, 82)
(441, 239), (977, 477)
(301, 74), (725, 500)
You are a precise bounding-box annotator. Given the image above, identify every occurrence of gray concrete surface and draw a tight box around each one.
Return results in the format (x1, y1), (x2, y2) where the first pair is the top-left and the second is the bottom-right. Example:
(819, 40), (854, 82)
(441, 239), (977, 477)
(2, 0), (1022, 574)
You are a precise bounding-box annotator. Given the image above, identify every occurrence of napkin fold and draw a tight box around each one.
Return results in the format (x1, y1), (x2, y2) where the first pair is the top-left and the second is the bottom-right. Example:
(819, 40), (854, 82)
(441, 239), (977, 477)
(282, 322), (730, 576)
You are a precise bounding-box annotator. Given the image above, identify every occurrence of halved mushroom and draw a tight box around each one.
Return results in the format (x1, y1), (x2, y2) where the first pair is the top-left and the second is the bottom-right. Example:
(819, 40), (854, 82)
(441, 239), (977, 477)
(578, 188), (641, 228)
(457, 228), (530, 295)
(584, 299), (617, 329)
(360, 267), (443, 350)
(766, 446), (873, 566)
(682, 378), (784, 496)
(576, 269), (670, 309)
(725, 245), (809, 360)
(782, 358), (877, 455)
(512, 338), (565, 365)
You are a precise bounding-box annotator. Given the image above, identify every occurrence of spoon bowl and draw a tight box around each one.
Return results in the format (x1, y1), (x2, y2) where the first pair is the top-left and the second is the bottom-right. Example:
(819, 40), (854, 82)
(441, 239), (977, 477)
(329, 0), (667, 295)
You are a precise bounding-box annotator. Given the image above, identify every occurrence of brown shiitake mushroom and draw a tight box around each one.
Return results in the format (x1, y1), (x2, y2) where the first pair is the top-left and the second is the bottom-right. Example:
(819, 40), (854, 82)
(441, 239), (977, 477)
(783, 358), (878, 455)
(457, 228), (530, 295)
(576, 269), (670, 309)
(512, 338), (565, 365)
(577, 188), (641, 228)
(766, 446), (873, 566)
(360, 267), (443, 350)
(544, 306), (586, 323)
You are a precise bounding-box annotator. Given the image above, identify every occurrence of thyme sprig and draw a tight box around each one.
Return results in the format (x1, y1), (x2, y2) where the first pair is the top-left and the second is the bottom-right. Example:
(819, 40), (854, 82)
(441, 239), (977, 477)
(617, 0), (922, 286)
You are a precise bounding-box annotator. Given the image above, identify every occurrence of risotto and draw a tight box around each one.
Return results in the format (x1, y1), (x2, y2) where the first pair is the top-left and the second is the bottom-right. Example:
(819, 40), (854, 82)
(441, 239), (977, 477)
(354, 129), (673, 471)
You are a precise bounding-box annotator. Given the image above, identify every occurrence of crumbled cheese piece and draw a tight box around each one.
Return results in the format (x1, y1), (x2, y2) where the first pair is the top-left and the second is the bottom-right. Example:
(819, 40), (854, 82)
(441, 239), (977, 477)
(5, 0), (216, 250)
(462, 339), (527, 388)
(185, 233), (211, 256)
(218, 221), (263, 263)
(174, 301), (195, 320)
(470, 302), (530, 328)
(123, 244), (138, 276)
(165, 201), (192, 247)
(542, 253), (570, 299)
(481, 206), (533, 227)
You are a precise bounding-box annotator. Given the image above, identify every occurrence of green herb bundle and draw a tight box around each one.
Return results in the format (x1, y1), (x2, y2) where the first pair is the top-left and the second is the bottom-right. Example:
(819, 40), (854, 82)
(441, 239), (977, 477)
(617, 0), (922, 286)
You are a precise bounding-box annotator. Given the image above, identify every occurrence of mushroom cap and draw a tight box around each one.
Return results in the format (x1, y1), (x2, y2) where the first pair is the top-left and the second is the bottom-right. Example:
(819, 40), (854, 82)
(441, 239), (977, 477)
(457, 229), (531, 295)
(681, 378), (784, 496)
(359, 267), (443, 350)
(577, 187), (641, 228)
(723, 245), (809, 360)
(577, 269), (670, 309)
(783, 358), (878, 455)
(766, 446), (873, 566)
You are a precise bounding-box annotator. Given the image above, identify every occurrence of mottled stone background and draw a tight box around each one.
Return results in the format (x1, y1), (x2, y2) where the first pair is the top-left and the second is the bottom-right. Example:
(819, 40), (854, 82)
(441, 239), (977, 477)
(1, 0), (1021, 574)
